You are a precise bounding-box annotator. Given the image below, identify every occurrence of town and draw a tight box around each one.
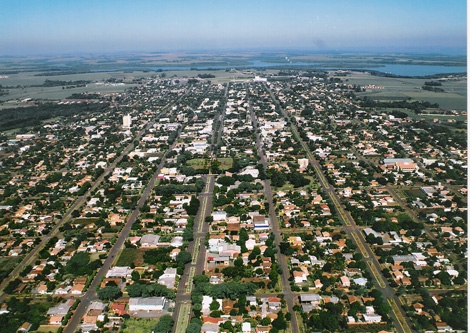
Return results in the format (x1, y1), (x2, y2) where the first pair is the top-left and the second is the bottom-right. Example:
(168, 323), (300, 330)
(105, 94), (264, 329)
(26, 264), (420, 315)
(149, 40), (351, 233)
(0, 68), (466, 333)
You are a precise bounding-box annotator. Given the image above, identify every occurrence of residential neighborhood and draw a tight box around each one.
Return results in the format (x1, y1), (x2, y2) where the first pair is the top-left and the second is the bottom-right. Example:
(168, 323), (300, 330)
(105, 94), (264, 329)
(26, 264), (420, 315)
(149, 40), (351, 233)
(0, 68), (466, 333)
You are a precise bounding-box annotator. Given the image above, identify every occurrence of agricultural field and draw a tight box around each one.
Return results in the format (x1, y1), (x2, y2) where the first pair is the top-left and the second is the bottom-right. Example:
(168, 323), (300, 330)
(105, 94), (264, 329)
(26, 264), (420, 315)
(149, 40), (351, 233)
(341, 71), (467, 111)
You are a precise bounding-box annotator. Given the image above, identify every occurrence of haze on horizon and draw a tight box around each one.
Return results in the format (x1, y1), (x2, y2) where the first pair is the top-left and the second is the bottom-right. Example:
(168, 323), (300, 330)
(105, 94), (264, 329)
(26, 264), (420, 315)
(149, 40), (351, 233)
(1, 0), (467, 56)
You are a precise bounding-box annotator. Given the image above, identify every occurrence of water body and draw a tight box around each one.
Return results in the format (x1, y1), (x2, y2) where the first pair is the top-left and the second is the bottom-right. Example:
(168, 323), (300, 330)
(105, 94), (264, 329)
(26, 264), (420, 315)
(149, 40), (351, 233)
(360, 64), (467, 76)
(92, 60), (466, 77)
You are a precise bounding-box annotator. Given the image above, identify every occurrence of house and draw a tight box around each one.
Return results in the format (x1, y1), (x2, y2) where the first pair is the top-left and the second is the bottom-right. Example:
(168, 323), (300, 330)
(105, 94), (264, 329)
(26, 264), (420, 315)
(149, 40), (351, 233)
(17, 322), (32, 332)
(158, 268), (177, 289)
(363, 314), (382, 323)
(212, 211), (227, 221)
(47, 299), (74, 316)
(70, 284), (85, 295)
(413, 303), (424, 314)
(242, 322), (252, 333)
(106, 266), (133, 278)
(435, 322), (453, 332)
(340, 276), (351, 287)
(140, 234), (160, 248)
(49, 316), (64, 325)
(201, 323), (219, 333)
(253, 215), (270, 230)
(293, 268), (308, 284)
(128, 297), (167, 311)
(111, 302), (127, 316)
(299, 294), (322, 312)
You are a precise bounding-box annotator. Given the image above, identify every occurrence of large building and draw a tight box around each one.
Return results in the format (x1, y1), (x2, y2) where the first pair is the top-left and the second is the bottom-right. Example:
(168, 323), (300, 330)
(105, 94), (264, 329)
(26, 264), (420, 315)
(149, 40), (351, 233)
(123, 114), (132, 128)
(128, 297), (167, 311)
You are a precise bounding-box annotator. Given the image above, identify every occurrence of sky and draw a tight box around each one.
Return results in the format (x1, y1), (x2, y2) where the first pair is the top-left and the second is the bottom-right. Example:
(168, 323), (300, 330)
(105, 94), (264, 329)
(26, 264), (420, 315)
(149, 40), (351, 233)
(1, 0), (467, 55)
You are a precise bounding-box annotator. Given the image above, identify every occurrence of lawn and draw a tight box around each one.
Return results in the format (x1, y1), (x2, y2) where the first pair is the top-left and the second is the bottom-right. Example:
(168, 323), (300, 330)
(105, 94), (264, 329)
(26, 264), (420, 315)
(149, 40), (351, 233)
(121, 318), (159, 333)
(116, 248), (145, 267)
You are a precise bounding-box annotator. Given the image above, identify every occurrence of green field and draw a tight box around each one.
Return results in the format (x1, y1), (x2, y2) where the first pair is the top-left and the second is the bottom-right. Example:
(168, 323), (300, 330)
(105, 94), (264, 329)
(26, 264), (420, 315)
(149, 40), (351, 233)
(121, 318), (159, 333)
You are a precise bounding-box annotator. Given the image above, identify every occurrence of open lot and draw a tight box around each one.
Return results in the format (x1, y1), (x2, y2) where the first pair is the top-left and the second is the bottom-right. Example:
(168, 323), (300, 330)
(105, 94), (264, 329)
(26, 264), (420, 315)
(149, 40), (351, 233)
(116, 248), (145, 267)
(121, 318), (159, 333)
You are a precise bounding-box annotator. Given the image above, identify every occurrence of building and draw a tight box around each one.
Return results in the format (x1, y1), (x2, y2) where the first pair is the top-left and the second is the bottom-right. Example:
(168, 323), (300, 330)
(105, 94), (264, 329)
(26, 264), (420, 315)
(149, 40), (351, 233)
(140, 234), (160, 248)
(128, 297), (167, 311)
(123, 114), (132, 128)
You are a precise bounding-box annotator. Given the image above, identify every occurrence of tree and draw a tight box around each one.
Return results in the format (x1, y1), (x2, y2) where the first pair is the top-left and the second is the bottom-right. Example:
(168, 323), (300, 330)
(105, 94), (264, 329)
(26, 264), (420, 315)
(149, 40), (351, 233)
(210, 300), (220, 311)
(154, 314), (174, 333)
(131, 270), (140, 281)
(185, 322), (202, 333)
(97, 286), (122, 301)
(261, 317), (271, 326)
(176, 251), (192, 268)
(272, 311), (287, 330)
(65, 252), (90, 275)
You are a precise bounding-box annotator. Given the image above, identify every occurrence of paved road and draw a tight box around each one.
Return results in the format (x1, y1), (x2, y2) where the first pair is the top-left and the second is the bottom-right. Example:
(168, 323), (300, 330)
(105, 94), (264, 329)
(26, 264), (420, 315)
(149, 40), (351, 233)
(263, 83), (413, 333)
(173, 84), (226, 333)
(248, 86), (300, 333)
(64, 110), (185, 333)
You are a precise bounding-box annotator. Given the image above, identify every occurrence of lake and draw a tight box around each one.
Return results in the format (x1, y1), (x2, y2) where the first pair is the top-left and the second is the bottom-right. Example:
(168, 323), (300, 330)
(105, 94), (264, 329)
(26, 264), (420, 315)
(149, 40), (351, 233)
(98, 60), (466, 77)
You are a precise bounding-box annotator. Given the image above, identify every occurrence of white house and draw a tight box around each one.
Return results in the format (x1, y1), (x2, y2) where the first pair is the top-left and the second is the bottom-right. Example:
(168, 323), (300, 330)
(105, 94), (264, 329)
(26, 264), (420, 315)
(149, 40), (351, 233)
(212, 210), (227, 221)
(363, 314), (382, 323)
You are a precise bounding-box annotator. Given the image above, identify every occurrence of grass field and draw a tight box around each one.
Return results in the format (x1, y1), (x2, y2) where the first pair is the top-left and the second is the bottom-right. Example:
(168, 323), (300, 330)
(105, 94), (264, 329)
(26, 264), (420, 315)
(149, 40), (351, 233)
(215, 157), (233, 170)
(403, 188), (426, 200)
(186, 158), (208, 170)
(116, 248), (145, 267)
(36, 324), (61, 332)
(121, 318), (159, 333)
(186, 157), (232, 170)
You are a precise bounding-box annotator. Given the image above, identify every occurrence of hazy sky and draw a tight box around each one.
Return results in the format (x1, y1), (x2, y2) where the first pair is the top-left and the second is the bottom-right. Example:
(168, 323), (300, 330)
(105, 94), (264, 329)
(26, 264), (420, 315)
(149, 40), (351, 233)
(1, 0), (467, 55)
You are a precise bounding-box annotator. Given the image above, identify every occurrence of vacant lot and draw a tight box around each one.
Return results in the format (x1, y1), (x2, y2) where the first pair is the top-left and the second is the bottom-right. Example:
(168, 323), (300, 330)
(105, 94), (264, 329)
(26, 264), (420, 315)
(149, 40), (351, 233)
(404, 188), (427, 200)
(121, 318), (159, 333)
(186, 158), (208, 170)
(116, 248), (145, 267)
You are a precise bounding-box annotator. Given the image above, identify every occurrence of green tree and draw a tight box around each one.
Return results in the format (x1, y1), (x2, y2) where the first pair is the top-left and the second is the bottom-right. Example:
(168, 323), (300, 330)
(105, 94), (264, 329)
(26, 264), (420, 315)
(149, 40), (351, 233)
(210, 300), (220, 311)
(154, 314), (174, 333)
(176, 251), (192, 267)
(97, 286), (122, 301)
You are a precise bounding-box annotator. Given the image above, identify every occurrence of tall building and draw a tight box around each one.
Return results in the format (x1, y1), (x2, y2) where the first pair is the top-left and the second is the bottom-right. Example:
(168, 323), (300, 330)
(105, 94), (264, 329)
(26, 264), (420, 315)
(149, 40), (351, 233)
(123, 114), (131, 128)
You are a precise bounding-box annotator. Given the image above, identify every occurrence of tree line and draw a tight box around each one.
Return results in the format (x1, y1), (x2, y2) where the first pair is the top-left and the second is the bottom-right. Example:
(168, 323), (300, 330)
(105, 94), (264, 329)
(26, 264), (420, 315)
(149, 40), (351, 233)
(0, 102), (109, 131)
